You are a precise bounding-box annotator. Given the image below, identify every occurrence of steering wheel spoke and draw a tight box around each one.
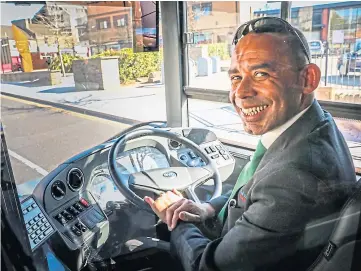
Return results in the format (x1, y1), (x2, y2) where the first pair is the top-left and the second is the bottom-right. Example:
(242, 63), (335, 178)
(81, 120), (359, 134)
(108, 128), (222, 212)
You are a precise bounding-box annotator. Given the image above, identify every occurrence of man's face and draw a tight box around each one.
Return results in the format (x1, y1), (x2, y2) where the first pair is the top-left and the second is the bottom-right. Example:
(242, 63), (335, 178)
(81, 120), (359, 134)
(229, 33), (305, 135)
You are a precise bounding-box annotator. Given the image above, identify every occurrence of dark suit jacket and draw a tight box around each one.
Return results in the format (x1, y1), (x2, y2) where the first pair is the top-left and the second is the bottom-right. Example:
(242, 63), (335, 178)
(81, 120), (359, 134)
(170, 100), (356, 271)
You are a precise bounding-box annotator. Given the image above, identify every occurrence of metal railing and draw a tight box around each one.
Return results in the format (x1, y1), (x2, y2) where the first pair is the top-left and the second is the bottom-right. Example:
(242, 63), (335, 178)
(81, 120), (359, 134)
(311, 48), (361, 90)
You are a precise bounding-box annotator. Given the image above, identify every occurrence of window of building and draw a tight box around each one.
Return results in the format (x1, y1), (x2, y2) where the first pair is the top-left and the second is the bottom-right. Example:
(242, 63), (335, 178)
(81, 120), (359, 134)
(312, 9), (323, 29)
(96, 17), (111, 30)
(192, 2), (212, 20)
(291, 10), (299, 26)
(113, 15), (128, 27)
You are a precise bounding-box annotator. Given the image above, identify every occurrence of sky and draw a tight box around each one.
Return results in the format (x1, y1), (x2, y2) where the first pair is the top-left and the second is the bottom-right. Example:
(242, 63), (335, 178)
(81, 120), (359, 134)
(0, 2), (44, 25)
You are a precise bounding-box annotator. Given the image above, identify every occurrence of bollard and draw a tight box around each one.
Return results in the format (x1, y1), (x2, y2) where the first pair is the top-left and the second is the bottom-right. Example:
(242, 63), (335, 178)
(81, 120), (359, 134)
(197, 57), (212, 77)
(211, 56), (221, 73)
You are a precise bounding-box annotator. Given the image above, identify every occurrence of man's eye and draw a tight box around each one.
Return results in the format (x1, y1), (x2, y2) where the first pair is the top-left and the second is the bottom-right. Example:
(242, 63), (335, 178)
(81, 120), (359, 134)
(254, 72), (268, 78)
(231, 75), (242, 81)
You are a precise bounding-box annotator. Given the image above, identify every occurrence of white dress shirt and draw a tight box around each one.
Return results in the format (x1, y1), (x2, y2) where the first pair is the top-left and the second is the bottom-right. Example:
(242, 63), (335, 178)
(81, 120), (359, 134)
(261, 105), (312, 149)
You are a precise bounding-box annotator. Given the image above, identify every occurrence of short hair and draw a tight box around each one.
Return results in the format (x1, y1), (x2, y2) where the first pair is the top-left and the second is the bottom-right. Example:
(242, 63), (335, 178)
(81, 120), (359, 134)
(281, 27), (310, 68)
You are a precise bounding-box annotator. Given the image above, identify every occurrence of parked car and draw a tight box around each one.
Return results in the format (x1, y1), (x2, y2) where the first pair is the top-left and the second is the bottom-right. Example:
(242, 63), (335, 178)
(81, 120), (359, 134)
(308, 40), (325, 58)
(337, 49), (361, 76)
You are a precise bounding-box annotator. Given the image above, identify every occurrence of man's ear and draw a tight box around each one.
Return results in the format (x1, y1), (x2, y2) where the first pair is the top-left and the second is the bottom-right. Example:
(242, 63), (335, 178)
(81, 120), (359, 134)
(300, 63), (321, 95)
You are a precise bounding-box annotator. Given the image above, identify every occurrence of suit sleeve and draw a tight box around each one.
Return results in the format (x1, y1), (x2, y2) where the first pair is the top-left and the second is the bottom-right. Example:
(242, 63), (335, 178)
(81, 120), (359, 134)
(207, 190), (231, 215)
(170, 168), (321, 271)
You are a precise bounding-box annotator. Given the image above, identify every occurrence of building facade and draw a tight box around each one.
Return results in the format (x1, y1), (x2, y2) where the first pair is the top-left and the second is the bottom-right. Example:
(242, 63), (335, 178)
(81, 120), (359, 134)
(254, 1), (361, 52)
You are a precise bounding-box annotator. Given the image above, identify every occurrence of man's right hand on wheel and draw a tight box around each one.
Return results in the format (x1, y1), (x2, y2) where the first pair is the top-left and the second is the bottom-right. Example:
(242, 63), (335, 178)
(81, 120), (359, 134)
(144, 189), (216, 231)
(164, 192), (216, 231)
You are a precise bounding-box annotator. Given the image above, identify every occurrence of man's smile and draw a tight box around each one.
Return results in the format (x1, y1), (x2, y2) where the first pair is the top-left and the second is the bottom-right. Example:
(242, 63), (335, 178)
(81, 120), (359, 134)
(241, 105), (269, 116)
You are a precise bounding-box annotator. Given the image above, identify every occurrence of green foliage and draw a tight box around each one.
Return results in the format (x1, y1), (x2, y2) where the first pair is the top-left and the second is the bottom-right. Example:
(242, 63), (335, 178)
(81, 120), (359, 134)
(91, 48), (162, 83)
(50, 54), (83, 73)
(206, 43), (230, 60)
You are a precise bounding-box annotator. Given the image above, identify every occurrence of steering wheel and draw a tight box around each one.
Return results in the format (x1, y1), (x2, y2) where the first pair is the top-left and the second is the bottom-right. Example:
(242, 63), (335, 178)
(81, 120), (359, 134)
(108, 128), (222, 212)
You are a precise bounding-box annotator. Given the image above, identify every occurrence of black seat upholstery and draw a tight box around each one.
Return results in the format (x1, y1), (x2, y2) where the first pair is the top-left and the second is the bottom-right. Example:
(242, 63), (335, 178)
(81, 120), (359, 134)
(308, 180), (361, 271)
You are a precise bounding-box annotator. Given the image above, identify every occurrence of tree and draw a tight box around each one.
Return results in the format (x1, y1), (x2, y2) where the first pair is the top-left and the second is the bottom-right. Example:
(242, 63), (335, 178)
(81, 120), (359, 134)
(32, 2), (75, 76)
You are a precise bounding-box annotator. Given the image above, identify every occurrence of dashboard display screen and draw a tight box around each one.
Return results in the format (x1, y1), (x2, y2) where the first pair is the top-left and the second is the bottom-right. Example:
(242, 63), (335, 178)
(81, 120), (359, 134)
(90, 146), (169, 210)
(116, 146), (170, 174)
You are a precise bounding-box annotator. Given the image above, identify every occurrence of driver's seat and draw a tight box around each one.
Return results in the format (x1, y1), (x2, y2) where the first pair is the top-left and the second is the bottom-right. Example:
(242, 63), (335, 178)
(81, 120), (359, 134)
(308, 180), (361, 271)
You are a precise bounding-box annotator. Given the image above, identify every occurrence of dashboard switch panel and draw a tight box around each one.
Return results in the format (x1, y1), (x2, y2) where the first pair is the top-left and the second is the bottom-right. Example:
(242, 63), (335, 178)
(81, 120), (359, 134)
(21, 197), (55, 251)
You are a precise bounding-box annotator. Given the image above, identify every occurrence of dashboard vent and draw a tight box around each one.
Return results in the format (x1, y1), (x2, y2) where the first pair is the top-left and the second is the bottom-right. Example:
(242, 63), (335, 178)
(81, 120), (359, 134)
(67, 168), (84, 191)
(51, 181), (66, 200)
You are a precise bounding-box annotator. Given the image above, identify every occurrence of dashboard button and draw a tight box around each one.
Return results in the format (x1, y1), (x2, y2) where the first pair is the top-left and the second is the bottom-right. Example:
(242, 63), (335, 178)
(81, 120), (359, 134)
(179, 154), (187, 161)
(71, 226), (82, 236)
(40, 225), (46, 231)
(34, 217), (40, 222)
(31, 203), (37, 208)
(188, 152), (197, 159)
(23, 209), (28, 215)
(79, 198), (90, 208)
(211, 154), (219, 159)
(215, 145), (223, 151)
(204, 147), (212, 154)
(222, 154), (230, 160)
(29, 220), (35, 225)
(38, 213), (44, 218)
(30, 233), (36, 239)
(219, 149), (226, 155)
(36, 229), (41, 235)
(75, 222), (87, 232)
(210, 146), (217, 153)
(27, 206), (33, 212)
(68, 206), (80, 216)
(61, 211), (73, 221)
(44, 228), (53, 236)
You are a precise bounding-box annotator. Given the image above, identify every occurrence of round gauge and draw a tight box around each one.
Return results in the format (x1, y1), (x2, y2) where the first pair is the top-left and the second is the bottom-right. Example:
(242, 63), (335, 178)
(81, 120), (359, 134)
(67, 168), (84, 191)
(51, 180), (66, 200)
(90, 174), (122, 210)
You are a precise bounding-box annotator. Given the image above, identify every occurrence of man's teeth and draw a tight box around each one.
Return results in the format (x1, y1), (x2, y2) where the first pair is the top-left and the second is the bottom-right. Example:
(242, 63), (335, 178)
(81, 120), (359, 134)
(242, 105), (268, 116)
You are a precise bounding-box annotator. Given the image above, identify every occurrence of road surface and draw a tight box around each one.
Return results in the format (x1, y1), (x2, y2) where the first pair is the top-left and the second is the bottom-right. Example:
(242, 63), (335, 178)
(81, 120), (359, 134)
(1, 95), (129, 184)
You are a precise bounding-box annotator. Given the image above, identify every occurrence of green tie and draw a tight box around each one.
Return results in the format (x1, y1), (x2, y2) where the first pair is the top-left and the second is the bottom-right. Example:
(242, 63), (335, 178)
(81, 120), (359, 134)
(217, 140), (267, 223)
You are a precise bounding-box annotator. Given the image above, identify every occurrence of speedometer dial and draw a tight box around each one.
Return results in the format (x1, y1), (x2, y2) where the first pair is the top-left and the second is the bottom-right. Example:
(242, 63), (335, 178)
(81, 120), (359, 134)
(90, 174), (124, 210)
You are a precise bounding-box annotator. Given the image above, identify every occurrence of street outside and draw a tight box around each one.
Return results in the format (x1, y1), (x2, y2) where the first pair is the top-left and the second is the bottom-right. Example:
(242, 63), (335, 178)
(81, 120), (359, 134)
(1, 58), (361, 185)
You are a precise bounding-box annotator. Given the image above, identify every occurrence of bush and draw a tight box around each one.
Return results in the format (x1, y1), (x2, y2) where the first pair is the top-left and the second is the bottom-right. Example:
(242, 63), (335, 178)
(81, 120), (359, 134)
(206, 43), (230, 60)
(91, 48), (162, 83)
(50, 54), (83, 73)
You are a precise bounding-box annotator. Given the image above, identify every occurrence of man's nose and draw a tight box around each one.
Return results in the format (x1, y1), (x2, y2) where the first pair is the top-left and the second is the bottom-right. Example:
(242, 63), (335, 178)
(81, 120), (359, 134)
(234, 77), (256, 99)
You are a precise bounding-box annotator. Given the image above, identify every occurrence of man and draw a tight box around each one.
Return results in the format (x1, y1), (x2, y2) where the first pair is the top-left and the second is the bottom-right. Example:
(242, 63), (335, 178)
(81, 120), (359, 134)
(145, 17), (356, 271)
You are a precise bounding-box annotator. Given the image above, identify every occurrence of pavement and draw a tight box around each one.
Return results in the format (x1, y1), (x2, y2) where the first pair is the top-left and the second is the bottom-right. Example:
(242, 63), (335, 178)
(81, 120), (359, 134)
(1, 72), (360, 173)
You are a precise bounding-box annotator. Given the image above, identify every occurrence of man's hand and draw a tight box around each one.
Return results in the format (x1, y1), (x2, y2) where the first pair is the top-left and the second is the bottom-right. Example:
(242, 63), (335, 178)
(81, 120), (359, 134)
(144, 189), (216, 230)
(144, 189), (184, 222)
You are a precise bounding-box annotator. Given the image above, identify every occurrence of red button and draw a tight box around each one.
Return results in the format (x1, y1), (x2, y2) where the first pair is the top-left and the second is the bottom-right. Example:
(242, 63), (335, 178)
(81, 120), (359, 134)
(79, 198), (89, 207)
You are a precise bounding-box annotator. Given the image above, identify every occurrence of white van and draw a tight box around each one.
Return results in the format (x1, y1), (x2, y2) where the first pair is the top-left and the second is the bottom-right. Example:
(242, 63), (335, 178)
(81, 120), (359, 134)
(308, 40), (325, 58)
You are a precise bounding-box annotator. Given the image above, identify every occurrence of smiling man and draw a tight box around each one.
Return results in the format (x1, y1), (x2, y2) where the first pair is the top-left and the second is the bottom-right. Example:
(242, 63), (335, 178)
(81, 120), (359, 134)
(144, 17), (356, 271)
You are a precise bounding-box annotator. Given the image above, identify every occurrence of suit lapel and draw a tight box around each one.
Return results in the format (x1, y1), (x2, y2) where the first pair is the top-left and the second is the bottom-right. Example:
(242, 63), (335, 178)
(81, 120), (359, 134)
(257, 100), (326, 172)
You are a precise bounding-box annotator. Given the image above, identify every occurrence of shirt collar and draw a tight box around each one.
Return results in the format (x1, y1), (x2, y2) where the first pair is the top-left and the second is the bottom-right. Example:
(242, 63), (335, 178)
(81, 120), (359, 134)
(261, 105), (312, 149)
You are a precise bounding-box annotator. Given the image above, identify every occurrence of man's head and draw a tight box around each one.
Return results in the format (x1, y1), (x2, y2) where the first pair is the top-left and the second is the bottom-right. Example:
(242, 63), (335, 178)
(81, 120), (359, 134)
(229, 17), (321, 135)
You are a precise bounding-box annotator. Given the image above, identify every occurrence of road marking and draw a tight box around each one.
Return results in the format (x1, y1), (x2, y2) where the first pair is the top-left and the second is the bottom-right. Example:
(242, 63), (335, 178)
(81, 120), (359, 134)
(1, 95), (131, 129)
(8, 149), (49, 176)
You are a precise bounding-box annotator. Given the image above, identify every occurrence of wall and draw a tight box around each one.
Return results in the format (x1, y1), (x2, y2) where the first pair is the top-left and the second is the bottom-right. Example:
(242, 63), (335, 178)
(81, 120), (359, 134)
(86, 5), (132, 47)
(188, 1), (239, 44)
(1, 70), (60, 85)
(72, 57), (121, 91)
